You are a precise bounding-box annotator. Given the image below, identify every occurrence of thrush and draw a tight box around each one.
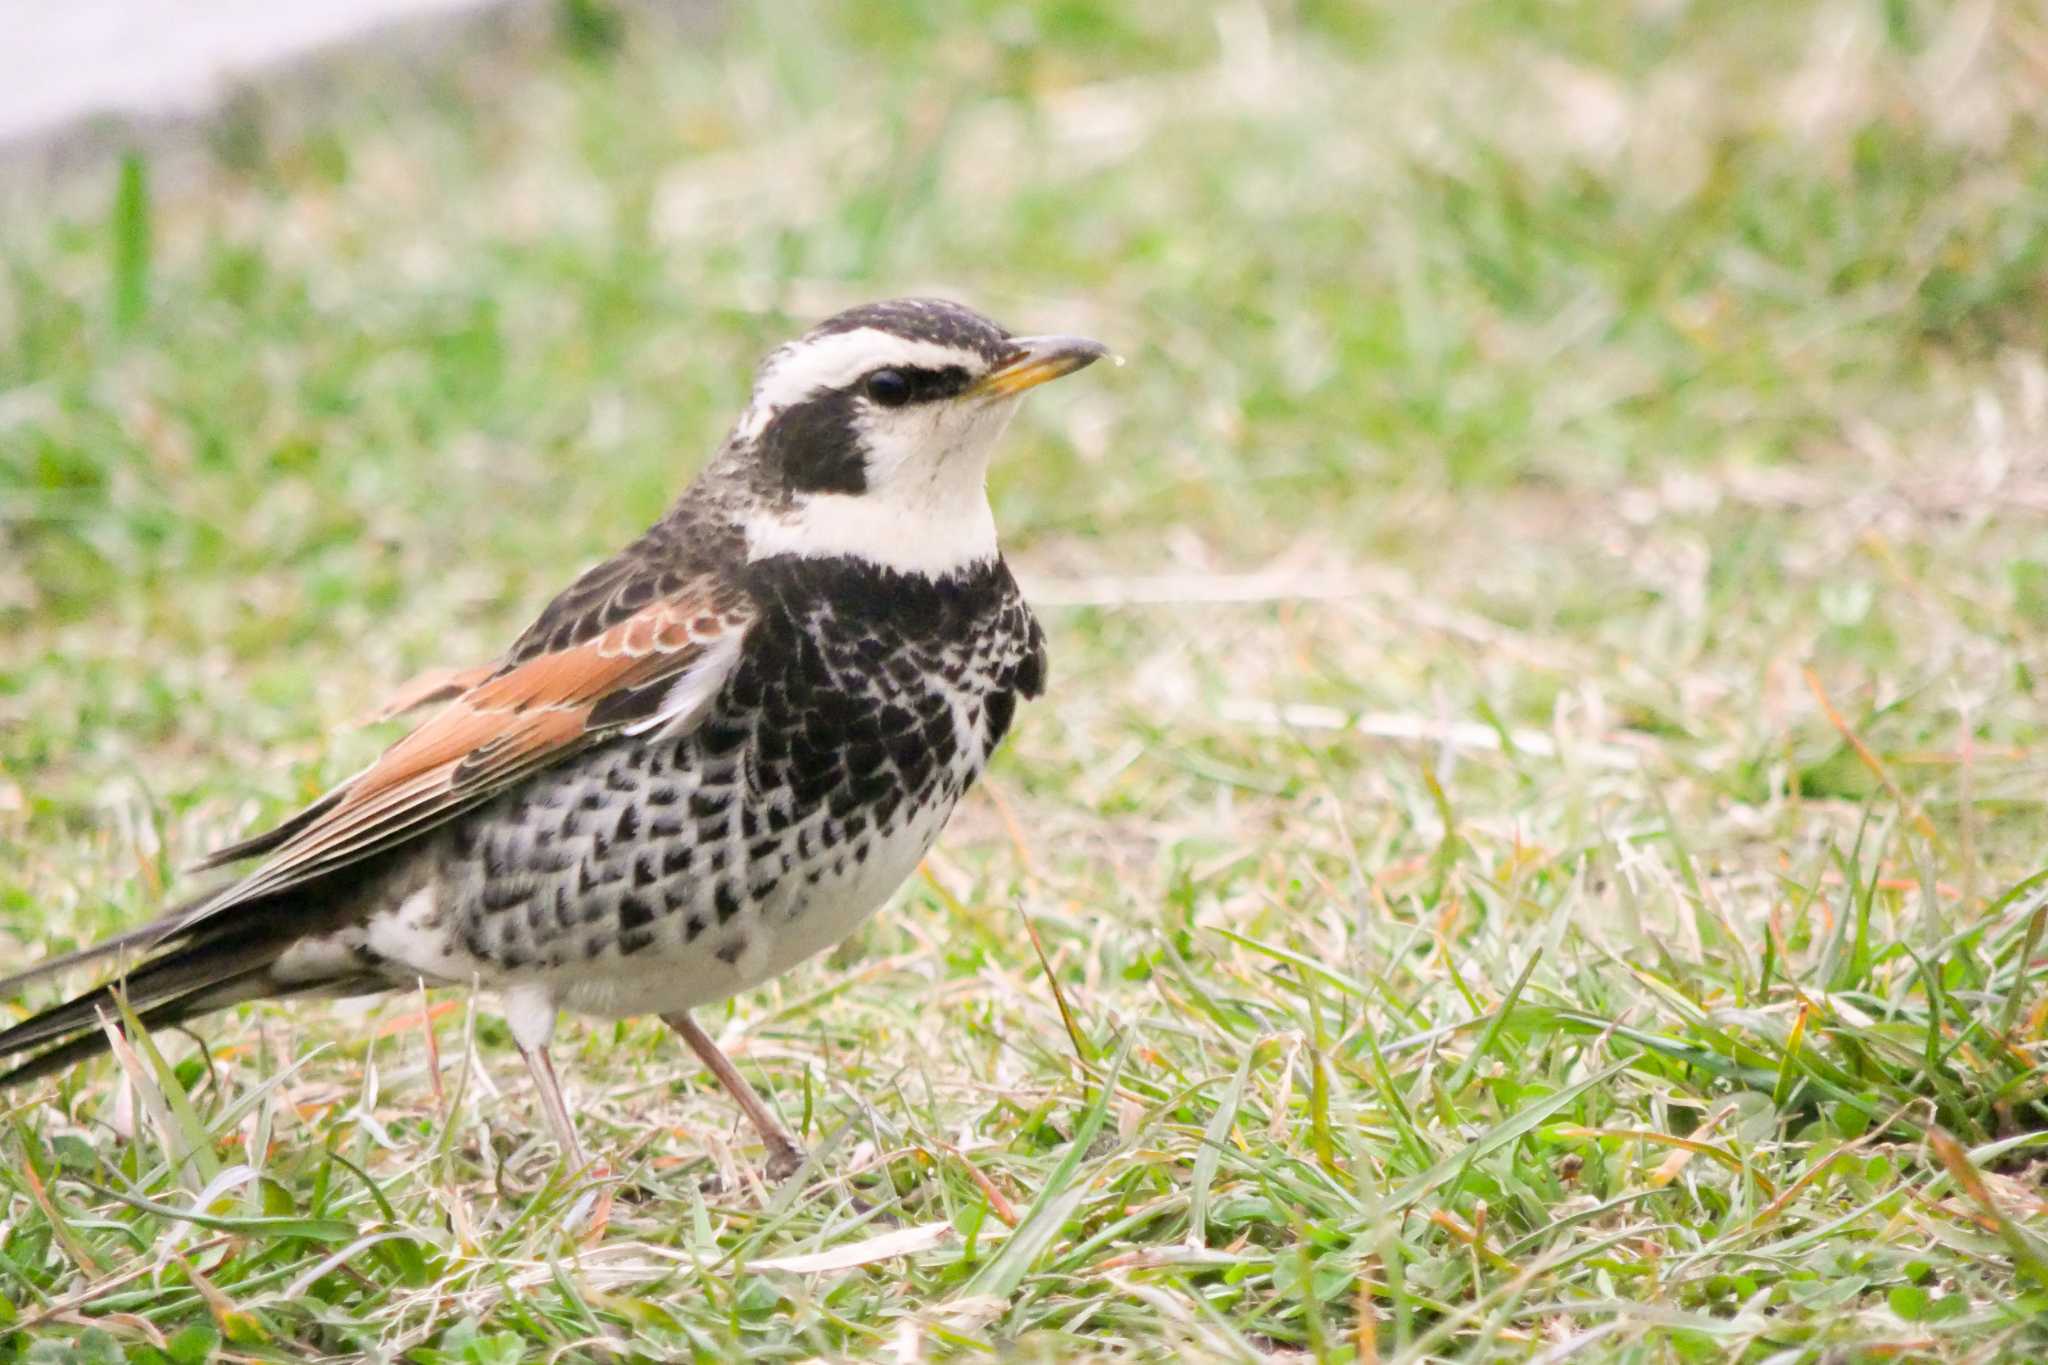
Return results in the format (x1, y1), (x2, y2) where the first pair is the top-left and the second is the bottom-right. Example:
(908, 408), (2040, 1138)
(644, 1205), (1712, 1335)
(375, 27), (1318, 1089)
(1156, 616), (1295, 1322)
(0, 297), (1108, 1179)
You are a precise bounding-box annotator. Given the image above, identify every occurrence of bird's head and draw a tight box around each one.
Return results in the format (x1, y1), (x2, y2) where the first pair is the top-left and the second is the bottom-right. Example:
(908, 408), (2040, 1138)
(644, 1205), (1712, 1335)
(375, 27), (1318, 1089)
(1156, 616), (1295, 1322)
(722, 298), (1108, 579)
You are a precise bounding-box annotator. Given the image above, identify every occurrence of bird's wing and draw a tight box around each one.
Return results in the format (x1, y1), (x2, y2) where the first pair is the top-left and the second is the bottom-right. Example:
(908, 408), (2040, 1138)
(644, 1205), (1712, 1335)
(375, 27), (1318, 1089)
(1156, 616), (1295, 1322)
(0, 545), (754, 1063)
(368, 663), (499, 722)
(179, 562), (754, 924)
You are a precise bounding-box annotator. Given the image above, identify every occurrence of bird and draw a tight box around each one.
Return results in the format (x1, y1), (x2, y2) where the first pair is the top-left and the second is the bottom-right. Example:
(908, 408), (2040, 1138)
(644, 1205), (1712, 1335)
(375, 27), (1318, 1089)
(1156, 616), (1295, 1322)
(0, 297), (1109, 1180)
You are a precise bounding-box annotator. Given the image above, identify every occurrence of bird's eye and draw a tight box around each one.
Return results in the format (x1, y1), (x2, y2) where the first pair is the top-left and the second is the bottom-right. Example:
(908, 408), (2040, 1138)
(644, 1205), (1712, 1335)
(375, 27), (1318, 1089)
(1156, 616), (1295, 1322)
(863, 368), (912, 407)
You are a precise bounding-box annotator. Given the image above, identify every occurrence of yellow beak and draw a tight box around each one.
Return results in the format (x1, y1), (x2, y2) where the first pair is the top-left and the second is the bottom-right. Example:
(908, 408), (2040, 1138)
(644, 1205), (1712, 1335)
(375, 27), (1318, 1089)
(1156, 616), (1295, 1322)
(975, 334), (1112, 397)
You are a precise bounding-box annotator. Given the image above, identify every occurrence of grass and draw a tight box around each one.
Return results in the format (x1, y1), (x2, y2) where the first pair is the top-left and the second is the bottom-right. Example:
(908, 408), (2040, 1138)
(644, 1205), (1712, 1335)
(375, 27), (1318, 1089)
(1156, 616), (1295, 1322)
(4, 0), (2048, 1358)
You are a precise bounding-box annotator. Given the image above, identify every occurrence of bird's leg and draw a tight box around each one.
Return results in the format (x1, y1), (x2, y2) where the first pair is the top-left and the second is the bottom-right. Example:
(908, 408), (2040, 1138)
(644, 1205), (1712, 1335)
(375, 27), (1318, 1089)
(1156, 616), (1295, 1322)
(661, 1011), (806, 1181)
(516, 1040), (587, 1173)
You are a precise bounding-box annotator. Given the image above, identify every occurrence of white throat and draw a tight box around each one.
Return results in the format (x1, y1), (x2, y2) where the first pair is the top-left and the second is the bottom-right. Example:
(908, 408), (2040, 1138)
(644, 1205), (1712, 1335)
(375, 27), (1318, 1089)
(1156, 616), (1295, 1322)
(745, 487), (997, 578)
(743, 397), (1015, 578)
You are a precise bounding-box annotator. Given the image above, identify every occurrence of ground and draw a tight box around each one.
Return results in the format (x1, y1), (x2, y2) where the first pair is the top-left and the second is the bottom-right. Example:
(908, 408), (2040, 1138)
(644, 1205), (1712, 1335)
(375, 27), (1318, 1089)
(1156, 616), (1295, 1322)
(3, 1), (2048, 1360)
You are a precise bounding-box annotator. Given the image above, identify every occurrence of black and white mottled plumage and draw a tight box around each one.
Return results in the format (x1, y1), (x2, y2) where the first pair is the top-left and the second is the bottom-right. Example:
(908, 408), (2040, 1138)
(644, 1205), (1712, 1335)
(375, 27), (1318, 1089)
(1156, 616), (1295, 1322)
(0, 298), (1106, 1174)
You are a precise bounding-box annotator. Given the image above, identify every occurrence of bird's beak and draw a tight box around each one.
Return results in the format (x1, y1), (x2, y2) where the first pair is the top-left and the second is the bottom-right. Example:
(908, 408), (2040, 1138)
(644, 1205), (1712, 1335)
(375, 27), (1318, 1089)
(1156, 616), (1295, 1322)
(975, 335), (1112, 397)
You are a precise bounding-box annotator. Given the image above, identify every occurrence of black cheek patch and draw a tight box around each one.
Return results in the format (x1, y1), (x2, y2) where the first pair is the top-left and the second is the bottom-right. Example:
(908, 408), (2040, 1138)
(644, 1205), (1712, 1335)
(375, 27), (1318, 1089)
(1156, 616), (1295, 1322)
(761, 389), (866, 494)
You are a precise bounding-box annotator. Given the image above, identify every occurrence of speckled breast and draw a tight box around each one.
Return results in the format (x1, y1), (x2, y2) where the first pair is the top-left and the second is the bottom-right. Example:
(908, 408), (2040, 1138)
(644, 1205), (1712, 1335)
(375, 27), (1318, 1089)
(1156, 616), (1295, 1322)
(430, 555), (1045, 1015)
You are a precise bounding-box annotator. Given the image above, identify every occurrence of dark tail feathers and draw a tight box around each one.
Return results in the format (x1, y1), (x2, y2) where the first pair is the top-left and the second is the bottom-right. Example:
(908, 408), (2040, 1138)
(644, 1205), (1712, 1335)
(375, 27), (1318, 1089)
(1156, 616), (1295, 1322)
(0, 885), (369, 1088)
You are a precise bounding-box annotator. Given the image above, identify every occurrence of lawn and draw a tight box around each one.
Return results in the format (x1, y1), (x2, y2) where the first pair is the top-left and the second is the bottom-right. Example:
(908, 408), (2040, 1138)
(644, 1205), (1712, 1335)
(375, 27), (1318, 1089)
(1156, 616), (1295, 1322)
(4, 0), (2048, 1359)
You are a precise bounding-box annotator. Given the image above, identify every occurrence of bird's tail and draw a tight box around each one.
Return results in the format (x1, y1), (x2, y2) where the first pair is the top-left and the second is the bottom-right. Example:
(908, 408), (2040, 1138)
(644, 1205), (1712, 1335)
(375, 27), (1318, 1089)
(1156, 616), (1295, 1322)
(0, 886), (373, 1089)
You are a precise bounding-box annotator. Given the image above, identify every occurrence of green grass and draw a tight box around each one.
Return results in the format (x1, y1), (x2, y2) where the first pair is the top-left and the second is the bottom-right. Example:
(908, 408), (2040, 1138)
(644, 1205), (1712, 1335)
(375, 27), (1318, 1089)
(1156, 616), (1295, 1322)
(4, 0), (2048, 1358)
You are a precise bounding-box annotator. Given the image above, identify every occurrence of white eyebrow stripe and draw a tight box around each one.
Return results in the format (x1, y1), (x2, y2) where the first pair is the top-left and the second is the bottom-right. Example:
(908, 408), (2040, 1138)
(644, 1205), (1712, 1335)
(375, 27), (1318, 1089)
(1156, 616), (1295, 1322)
(748, 329), (987, 414)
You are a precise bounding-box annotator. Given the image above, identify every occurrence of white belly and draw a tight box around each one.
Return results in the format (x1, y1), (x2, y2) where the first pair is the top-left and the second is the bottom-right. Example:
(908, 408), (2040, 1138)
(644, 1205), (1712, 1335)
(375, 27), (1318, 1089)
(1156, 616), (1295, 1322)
(553, 782), (963, 1020)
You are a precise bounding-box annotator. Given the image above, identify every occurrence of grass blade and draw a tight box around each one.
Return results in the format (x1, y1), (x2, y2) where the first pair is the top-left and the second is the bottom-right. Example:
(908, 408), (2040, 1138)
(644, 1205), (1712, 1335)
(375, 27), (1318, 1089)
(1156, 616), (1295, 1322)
(961, 1032), (1131, 1301)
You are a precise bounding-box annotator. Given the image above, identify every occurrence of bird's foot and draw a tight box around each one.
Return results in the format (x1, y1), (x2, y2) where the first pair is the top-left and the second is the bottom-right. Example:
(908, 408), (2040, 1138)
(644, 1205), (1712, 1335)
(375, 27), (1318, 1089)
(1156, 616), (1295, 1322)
(698, 1141), (807, 1197)
(763, 1139), (807, 1184)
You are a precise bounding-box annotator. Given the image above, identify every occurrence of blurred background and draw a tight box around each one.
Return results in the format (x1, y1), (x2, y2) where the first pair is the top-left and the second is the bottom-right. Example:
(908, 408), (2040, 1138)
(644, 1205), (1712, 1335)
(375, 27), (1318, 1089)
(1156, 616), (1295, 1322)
(3, 1), (2048, 1356)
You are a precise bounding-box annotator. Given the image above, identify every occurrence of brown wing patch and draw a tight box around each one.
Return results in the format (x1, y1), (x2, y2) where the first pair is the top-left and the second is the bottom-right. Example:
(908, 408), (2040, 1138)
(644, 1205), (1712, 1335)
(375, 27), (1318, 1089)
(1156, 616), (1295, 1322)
(201, 585), (751, 914)
(316, 596), (727, 834)
(367, 664), (498, 723)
